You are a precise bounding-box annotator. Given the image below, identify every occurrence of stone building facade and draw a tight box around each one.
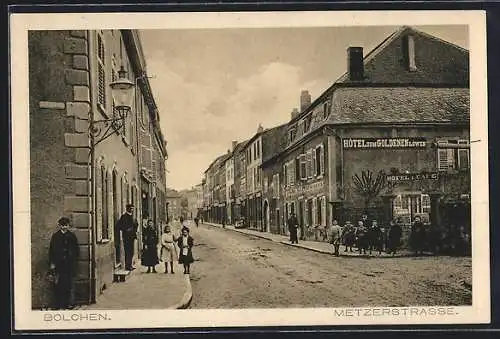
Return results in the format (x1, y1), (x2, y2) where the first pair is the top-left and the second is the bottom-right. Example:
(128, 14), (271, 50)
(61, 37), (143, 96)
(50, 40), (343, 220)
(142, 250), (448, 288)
(279, 26), (469, 240)
(29, 29), (167, 309)
(200, 26), (470, 244)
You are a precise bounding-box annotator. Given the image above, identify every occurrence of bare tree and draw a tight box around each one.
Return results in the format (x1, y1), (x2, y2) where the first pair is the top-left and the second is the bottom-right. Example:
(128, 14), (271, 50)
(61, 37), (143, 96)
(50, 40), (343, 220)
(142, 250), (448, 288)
(352, 170), (386, 209)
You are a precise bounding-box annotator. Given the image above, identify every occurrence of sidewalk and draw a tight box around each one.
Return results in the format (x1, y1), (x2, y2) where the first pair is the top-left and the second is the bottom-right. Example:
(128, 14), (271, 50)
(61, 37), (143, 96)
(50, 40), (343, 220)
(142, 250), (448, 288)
(82, 261), (192, 310)
(203, 222), (415, 258)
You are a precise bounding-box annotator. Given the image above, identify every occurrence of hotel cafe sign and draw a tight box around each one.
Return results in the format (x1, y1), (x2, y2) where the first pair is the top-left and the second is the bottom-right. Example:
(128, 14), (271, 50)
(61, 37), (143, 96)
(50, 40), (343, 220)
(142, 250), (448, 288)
(284, 180), (325, 199)
(343, 137), (427, 149)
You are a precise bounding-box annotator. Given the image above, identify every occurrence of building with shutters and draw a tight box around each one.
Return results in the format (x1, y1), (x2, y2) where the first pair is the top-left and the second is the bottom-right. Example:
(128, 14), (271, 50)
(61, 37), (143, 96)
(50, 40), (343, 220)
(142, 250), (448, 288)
(241, 124), (288, 231)
(29, 29), (167, 309)
(269, 26), (469, 241)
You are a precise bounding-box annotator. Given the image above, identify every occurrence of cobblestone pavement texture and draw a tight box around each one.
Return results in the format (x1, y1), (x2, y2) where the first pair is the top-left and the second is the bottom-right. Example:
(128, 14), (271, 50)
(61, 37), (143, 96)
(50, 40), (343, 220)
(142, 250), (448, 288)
(189, 223), (472, 309)
(85, 223), (190, 310)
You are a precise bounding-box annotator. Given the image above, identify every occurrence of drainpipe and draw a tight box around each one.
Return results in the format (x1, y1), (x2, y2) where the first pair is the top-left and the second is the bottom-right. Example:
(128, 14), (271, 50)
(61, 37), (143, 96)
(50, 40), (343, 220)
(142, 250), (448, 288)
(87, 30), (96, 305)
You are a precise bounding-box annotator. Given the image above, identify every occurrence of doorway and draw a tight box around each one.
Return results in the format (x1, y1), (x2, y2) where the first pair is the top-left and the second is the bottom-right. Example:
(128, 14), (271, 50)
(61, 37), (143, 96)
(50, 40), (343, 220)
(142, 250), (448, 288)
(112, 171), (121, 267)
(263, 200), (269, 232)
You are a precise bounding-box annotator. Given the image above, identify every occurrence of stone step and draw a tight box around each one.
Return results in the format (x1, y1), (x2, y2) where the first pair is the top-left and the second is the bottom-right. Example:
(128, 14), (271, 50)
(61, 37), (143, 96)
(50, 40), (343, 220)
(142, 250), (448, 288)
(113, 269), (130, 283)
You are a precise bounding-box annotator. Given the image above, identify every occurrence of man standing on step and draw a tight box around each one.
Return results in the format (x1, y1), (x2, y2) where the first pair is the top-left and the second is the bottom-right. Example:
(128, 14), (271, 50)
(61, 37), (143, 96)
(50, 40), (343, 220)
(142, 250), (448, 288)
(117, 204), (139, 271)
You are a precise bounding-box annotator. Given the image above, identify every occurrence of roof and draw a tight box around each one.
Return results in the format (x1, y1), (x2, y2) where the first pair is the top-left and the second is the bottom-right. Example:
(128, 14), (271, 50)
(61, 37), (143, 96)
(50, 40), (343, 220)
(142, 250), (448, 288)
(327, 87), (470, 125)
(289, 26), (469, 125)
(165, 188), (181, 198)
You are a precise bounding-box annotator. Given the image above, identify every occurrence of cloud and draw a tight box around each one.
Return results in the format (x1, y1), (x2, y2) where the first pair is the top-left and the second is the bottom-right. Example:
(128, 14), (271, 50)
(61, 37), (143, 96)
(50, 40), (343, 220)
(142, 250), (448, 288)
(146, 53), (331, 190)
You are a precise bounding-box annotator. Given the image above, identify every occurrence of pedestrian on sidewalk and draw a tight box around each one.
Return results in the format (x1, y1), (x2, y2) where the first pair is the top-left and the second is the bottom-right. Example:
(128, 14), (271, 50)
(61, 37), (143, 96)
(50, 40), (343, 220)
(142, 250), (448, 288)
(194, 216), (199, 227)
(342, 221), (356, 252)
(355, 220), (368, 255)
(409, 215), (426, 256)
(161, 224), (177, 274)
(48, 217), (79, 310)
(287, 212), (299, 244)
(387, 219), (402, 256)
(142, 219), (159, 273)
(116, 204), (139, 271)
(368, 219), (383, 255)
(177, 226), (194, 274)
(328, 219), (343, 256)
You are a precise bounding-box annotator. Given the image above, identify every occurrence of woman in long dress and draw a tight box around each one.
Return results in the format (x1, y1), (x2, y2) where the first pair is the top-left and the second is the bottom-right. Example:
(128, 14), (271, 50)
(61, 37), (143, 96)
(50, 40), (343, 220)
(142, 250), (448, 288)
(141, 219), (159, 273)
(177, 226), (194, 274)
(160, 224), (177, 274)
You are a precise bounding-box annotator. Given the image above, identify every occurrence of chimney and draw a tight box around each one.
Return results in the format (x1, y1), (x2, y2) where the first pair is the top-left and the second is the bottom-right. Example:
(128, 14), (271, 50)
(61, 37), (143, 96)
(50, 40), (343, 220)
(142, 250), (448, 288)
(257, 124), (264, 134)
(291, 107), (299, 120)
(232, 140), (238, 151)
(300, 90), (311, 112)
(347, 46), (364, 81)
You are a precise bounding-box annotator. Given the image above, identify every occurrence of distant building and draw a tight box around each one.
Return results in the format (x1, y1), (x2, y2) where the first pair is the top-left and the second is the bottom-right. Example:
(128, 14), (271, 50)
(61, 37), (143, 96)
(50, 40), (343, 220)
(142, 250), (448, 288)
(165, 188), (182, 221)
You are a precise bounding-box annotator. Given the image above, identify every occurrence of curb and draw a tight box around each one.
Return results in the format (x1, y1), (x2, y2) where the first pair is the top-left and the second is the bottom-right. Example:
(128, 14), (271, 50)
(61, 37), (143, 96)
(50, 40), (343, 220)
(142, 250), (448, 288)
(169, 274), (193, 309)
(205, 222), (415, 259)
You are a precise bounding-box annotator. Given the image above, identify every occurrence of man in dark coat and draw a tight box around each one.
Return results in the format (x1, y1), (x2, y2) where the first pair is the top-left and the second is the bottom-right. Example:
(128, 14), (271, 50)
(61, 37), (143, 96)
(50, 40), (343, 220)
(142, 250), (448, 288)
(387, 219), (402, 255)
(287, 212), (299, 244)
(49, 217), (79, 310)
(116, 204), (139, 271)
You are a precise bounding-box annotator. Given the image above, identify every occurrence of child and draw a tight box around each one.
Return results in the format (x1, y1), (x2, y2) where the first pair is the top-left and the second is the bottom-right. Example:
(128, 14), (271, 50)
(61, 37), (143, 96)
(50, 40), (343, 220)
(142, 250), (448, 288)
(177, 226), (194, 274)
(161, 224), (177, 274)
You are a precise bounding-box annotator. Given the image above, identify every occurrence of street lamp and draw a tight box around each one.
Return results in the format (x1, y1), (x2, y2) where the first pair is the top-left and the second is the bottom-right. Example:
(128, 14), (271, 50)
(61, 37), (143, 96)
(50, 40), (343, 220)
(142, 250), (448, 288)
(90, 66), (136, 146)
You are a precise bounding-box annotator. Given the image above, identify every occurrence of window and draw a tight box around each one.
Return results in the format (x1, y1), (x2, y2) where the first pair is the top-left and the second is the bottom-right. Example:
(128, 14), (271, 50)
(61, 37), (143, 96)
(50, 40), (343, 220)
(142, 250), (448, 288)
(256, 140), (260, 158)
(321, 196), (327, 226)
(289, 128), (296, 143)
(316, 197), (322, 226)
(97, 33), (106, 110)
(437, 139), (470, 171)
(100, 167), (109, 240)
(315, 145), (324, 176)
(300, 155), (307, 180)
(323, 102), (330, 118)
(306, 150), (313, 179)
(295, 158), (300, 182)
(263, 176), (268, 193)
(421, 194), (431, 213)
(312, 149), (317, 177)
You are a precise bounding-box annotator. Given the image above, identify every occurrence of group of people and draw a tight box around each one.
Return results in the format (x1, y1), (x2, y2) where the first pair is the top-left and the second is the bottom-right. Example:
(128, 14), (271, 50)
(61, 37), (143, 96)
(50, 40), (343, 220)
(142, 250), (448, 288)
(286, 212), (403, 257)
(137, 215), (195, 275)
(47, 205), (196, 310)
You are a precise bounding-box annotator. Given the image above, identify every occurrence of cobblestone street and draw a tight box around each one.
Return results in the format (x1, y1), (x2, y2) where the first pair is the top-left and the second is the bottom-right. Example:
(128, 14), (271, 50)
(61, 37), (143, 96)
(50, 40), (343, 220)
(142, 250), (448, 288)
(188, 223), (472, 309)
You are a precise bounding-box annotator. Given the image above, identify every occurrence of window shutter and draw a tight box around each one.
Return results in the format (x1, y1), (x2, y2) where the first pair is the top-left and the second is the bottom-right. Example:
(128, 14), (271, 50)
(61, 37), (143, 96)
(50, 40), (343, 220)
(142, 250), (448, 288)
(312, 149), (317, 177)
(295, 158), (300, 182)
(96, 169), (103, 241)
(320, 145), (325, 175)
(312, 198), (317, 226)
(322, 196), (327, 226)
(437, 149), (448, 171)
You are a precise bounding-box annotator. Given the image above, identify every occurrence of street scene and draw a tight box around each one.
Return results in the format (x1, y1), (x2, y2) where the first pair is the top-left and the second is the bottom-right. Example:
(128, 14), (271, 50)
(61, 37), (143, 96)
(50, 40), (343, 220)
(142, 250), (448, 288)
(27, 23), (473, 312)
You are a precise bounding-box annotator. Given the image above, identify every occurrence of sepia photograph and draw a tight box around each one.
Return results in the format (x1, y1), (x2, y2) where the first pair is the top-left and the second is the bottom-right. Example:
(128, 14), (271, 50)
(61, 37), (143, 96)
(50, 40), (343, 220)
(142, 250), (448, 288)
(11, 10), (489, 330)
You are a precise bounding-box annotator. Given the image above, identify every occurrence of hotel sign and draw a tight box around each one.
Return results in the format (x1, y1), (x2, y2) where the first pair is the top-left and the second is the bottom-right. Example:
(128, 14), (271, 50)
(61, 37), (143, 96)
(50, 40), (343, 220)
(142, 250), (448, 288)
(343, 138), (427, 149)
(386, 172), (439, 182)
(284, 180), (325, 199)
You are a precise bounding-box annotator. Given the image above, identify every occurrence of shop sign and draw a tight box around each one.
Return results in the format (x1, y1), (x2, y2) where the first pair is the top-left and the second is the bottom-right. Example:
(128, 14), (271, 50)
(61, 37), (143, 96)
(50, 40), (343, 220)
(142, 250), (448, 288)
(343, 137), (427, 149)
(386, 172), (439, 182)
(284, 180), (325, 199)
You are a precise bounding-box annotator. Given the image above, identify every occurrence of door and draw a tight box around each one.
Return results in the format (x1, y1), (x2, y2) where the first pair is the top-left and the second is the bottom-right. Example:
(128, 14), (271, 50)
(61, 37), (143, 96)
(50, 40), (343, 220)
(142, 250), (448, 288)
(112, 171), (121, 267)
(263, 200), (269, 232)
(298, 200), (304, 239)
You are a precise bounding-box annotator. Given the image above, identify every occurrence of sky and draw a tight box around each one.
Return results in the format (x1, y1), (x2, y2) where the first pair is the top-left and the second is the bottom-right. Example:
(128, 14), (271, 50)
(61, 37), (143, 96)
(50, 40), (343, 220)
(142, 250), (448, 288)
(139, 25), (468, 191)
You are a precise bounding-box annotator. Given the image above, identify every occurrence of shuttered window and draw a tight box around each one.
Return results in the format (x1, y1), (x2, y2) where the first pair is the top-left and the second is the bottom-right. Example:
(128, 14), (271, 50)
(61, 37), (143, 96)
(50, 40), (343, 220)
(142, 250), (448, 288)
(321, 196), (327, 226)
(312, 149), (317, 177)
(312, 198), (317, 226)
(300, 154), (307, 180)
(97, 33), (106, 110)
(320, 145), (325, 175)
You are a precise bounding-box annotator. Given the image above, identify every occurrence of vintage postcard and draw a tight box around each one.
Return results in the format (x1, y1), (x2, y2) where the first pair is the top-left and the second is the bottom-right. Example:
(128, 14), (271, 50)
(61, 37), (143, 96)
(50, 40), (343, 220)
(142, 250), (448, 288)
(11, 10), (489, 331)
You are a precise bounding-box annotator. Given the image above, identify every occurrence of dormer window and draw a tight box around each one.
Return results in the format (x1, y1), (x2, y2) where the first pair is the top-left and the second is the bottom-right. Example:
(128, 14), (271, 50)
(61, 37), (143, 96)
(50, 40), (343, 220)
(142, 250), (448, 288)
(289, 126), (297, 143)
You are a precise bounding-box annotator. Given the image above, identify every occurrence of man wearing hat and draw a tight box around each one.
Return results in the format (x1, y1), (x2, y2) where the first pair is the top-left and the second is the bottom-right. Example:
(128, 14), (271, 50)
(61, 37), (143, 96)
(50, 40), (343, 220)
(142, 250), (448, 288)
(116, 204), (139, 271)
(49, 217), (79, 309)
